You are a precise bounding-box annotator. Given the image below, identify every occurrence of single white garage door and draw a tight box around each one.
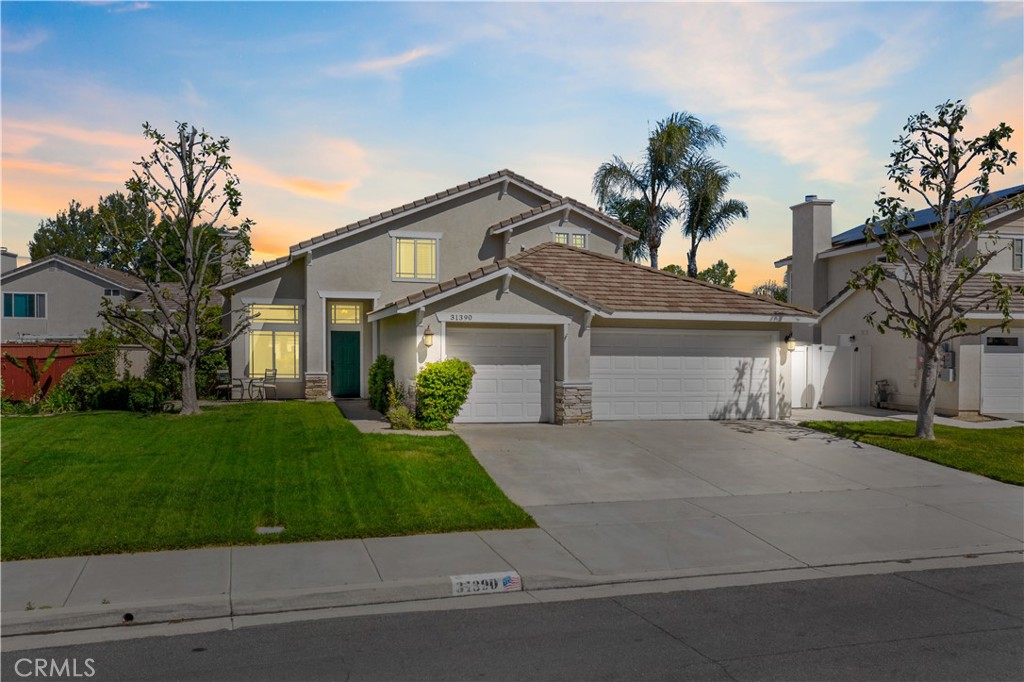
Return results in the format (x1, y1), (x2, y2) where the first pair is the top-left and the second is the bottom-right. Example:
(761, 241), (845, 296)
(592, 329), (774, 420)
(981, 335), (1024, 419)
(446, 326), (553, 423)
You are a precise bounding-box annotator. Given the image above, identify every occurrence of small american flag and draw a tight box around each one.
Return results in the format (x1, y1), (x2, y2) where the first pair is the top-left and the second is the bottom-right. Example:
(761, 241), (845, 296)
(502, 574), (521, 591)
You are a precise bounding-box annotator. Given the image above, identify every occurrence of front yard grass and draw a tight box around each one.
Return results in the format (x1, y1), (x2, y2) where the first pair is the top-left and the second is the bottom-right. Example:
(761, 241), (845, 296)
(801, 420), (1024, 486)
(1, 402), (535, 560)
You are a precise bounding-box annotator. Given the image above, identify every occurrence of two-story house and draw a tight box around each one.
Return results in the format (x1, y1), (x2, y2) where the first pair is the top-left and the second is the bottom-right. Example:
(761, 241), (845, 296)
(774, 185), (1024, 420)
(218, 169), (816, 424)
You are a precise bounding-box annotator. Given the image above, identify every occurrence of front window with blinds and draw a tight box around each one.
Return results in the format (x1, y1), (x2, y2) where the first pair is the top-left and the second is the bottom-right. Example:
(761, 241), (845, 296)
(247, 304), (300, 378)
(330, 303), (362, 325)
(394, 237), (438, 281)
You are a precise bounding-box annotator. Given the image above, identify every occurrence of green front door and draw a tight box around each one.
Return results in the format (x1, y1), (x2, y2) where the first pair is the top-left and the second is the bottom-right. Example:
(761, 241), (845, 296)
(331, 331), (360, 398)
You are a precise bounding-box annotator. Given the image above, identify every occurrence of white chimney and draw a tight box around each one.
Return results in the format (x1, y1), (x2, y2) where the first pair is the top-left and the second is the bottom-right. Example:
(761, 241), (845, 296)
(1, 248), (19, 274)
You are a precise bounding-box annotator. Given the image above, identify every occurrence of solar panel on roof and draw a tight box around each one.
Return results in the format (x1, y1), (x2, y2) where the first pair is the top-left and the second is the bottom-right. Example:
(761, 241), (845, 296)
(830, 184), (1024, 247)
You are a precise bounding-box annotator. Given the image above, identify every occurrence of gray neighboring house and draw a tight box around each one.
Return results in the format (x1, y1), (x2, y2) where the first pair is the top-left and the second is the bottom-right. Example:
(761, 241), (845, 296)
(775, 185), (1024, 420)
(218, 169), (816, 424)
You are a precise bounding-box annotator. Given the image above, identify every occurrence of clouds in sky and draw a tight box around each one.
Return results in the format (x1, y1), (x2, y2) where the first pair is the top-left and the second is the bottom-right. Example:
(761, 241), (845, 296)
(325, 45), (446, 79)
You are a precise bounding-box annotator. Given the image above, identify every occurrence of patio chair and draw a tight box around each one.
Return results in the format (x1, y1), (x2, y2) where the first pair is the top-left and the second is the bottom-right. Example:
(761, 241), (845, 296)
(214, 369), (242, 401)
(252, 368), (277, 400)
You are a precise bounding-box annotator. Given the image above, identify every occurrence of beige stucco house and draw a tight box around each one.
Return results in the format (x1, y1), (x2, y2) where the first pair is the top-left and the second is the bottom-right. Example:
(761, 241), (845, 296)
(218, 170), (816, 424)
(775, 185), (1024, 420)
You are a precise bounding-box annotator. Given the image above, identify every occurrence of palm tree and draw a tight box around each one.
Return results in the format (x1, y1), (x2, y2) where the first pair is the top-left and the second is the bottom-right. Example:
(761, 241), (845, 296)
(593, 113), (724, 269)
(681, 157), (749, 277)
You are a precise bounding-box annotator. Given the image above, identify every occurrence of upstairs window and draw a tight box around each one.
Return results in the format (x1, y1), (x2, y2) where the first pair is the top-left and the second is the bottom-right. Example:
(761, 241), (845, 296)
(554, 232), (569, 245)
(1013, 238), (1023, 271)
(104, 288), (121, 297)
(554, 232), (587, 248)
(394, 237), (438, 281)
(3, 293), (45, 318)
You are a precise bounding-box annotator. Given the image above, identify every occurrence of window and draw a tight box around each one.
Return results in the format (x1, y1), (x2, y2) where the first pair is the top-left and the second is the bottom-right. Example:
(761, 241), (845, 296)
(104, 288), (121, 297)
(249, 330), (300, 378)
(554, 232), (586, 248)
(247, 303), (300, 378)
(331, 303), (362, 325)
(3, 293), (45, 318)
(986, 337), (1019, 347)
(394, 237), (438, 281)
(250, 304), (299, 324)
(1013, 238), (1023, 271)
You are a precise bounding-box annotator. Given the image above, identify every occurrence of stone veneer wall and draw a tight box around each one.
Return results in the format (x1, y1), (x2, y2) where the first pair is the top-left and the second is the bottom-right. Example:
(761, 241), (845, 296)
(304, 372), (330, 401)
(555, 381), (592, 425)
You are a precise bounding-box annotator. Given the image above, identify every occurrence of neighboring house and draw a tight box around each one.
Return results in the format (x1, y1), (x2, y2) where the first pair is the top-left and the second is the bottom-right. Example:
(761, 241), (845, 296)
(218, 169), (816, 424)
(774, 185), (1024, 420)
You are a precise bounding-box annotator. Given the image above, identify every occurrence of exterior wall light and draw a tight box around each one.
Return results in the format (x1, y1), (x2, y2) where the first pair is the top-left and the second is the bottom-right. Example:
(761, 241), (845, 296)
(784, 334), (796, 352)
(423, 325), (434, 348)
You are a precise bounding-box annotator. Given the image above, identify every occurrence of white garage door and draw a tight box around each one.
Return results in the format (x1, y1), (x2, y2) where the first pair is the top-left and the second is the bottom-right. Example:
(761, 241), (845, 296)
(592, 329), (774, 420)
(446, 326), (553, 423)
(981, 335), (1024, 419)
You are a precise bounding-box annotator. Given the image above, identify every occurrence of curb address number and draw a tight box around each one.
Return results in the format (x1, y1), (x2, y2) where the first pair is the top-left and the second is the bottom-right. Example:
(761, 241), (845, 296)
(450, 571), (522, 596)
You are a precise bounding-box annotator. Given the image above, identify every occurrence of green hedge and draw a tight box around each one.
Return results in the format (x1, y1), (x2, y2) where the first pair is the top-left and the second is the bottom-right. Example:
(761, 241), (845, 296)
(415, 358), (475, 430)
(368, 354), (395, 413)
(96, 379), (168, 413)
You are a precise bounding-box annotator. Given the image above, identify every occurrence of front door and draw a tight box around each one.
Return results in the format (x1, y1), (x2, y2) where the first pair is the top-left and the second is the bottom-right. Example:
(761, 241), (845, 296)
(331, 331), (360, 398)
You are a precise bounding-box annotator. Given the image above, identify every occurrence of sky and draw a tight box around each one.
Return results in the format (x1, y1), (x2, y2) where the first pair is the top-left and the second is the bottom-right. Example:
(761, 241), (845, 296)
(2, 1), (1022, 290)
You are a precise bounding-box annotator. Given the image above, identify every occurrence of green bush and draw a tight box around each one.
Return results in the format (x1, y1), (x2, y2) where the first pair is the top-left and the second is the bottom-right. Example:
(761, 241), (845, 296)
(58, 329), (120, 410)
(368, 355), (395, 413)
(96, 378), (167, 413)
(40, 386), (78, 414)
(414, 358), (475, 430)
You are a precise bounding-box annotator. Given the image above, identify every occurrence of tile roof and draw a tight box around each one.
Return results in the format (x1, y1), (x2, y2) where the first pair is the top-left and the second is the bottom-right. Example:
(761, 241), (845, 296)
(0, 255), (147, 291)
(376, 242), (816, 318)
(288, 169), (562, 253)
(220, 254), (291, 284)
(128, 283), (225, 311)
(956, 273), (1024, 315)
(486, 197), (641, 239)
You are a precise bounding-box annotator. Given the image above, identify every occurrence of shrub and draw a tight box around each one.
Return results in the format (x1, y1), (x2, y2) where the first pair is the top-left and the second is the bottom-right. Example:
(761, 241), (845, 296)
(39, 386), (78, 414)
(96, 378), (167, 413)
(367, 355), (395, 413)
(59, 329), (120, 410)
(414, 358), (475, 430)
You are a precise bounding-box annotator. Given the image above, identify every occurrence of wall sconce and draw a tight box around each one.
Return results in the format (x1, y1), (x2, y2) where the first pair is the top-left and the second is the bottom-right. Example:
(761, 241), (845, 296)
(423, 325), (434, 348)
(784, 334), (796, 352)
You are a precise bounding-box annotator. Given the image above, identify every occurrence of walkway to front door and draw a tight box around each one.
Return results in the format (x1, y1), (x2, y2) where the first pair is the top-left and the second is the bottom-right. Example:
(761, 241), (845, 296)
(331, 331), (360, 398)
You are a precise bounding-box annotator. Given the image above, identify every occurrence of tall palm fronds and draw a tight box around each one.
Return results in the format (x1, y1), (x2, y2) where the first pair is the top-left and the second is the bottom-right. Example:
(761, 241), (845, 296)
(681, 157), (749, 277)
(593, 113), (724, 268)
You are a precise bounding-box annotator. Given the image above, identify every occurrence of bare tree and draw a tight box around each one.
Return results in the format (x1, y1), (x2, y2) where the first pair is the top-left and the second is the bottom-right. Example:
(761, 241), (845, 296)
(100, 122), (254, 415)
(850, 101), (1021, 439)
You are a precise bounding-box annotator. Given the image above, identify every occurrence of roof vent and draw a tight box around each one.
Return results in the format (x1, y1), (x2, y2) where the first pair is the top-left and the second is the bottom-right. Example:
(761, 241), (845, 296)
(804, 194), (818, 202)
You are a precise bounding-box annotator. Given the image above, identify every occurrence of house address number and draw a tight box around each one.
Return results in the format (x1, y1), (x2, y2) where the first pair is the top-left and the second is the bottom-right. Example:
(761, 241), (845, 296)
(443, 313), (474, 322)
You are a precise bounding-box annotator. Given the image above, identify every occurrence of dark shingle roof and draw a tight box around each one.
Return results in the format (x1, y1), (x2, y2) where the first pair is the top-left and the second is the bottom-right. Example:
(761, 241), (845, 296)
(0, 255), (146, 291)
(376, 242), (816, 318)
(486, 197), (641, 239)
(289, 169), (562, 253)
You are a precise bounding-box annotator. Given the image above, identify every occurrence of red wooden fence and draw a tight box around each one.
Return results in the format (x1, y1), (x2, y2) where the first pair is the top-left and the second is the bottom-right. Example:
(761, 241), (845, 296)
(1, 344), (79, 401)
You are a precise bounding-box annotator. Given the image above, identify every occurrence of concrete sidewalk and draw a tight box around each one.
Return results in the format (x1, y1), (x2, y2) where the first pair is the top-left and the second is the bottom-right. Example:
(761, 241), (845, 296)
(791, 406), (1023, 428)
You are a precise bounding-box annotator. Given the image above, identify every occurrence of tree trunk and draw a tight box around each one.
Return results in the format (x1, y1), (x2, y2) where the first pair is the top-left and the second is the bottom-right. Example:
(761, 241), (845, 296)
(649, 243), (659, 270)
(915, 346), (938, 440)
(180, 359), (201, 416)
(686, 249), (698, 278)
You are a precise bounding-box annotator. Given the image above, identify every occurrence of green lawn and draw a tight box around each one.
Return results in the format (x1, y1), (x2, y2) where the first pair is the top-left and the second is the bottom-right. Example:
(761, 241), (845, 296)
(1, 402), (534, 560)
(801, 420), (1024, 486)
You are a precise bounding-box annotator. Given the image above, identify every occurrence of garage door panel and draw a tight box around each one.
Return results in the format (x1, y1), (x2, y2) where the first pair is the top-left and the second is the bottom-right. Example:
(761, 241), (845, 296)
(592, 330), (773, 421)
(449, 327), (552, 423)
(982, 337), (1023, 418)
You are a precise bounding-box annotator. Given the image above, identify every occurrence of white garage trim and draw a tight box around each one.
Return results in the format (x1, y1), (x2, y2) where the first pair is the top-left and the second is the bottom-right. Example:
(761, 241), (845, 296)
(445, 325), (555, 423)
(981, 332), (1024, 419)
(591, 328), (778, 421)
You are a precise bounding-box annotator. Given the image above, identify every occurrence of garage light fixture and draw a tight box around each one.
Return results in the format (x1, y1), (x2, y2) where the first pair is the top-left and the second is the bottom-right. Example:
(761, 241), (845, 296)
(423, 325), (435, 348)
(784, 334), (796, 352)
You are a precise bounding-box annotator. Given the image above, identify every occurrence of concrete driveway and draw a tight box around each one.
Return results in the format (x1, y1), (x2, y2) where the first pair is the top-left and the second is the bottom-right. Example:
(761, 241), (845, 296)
(456, 421), (1023, 576)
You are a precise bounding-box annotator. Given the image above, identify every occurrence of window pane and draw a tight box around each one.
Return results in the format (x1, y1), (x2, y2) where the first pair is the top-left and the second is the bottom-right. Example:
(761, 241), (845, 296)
(275, 331), (300, 378)
(249, 330), (275, 376)
(571, 234), (586, 248)
(331, 303), (361, 324)
(35, 294), (45, 318)
(554, 233), (568, 244)
(3, 294), (11, 318)
(12, 293), (33, 318)
(251, 304), (299, 324)
(396, 239), (417, 278)
(415, 239), (436, 279)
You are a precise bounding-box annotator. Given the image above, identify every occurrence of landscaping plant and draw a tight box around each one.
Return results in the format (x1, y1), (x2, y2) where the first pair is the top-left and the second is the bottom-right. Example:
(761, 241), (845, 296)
(385, 381), (416, 430)
(368, 354), (395, 412)
(414, 358), (475, 430)
(2, 346), (60, 404)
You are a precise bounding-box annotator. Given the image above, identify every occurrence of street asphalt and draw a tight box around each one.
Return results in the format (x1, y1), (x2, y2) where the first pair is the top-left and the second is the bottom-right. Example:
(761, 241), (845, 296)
(2, 563), (1020, 681)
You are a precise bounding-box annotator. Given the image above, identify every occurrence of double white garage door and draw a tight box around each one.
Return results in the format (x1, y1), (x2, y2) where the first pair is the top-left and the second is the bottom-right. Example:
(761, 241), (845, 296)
(449, 326), (774, 423)
(592, 330), (773, 420)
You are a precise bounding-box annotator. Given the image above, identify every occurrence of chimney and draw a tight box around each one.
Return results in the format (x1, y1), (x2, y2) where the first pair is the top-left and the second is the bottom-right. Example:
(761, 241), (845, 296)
(218, 230), (243, 280)
(1, 248), (19, 274)
(789, 195), (833, 315)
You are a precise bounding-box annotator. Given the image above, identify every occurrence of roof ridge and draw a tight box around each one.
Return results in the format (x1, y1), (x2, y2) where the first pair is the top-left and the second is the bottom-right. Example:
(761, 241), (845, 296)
(487, 196), (640, 239)
(7, 254), (146, 289)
